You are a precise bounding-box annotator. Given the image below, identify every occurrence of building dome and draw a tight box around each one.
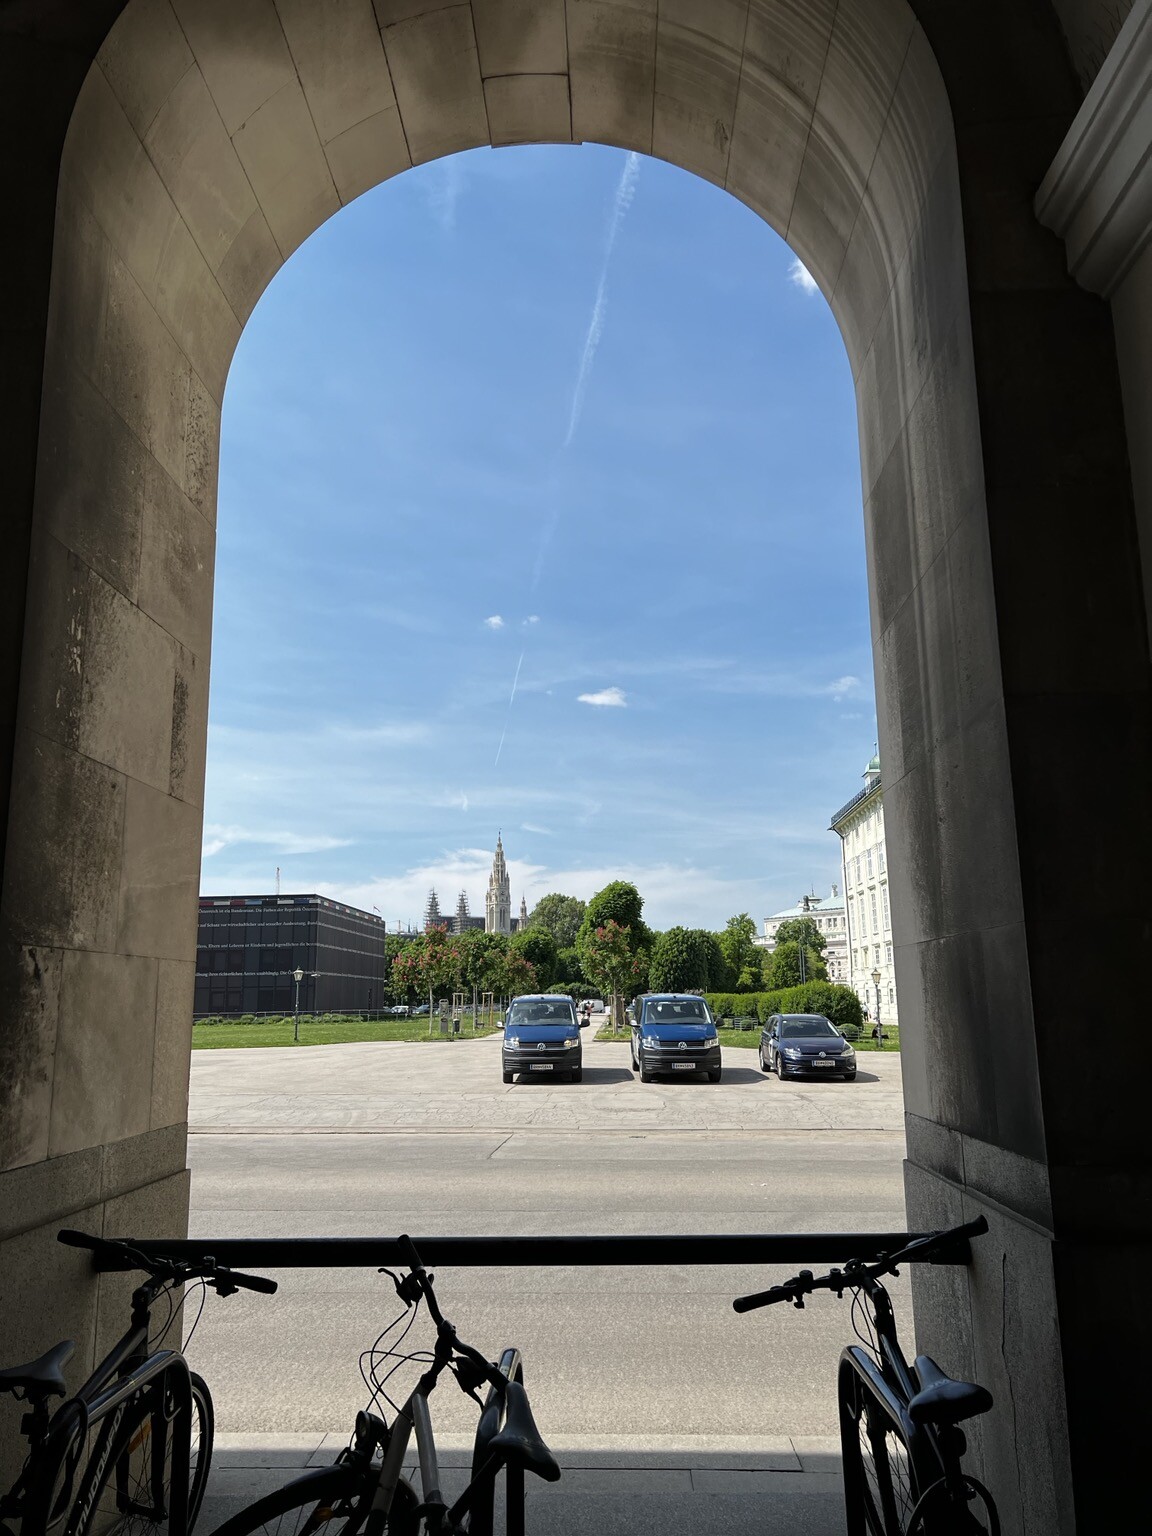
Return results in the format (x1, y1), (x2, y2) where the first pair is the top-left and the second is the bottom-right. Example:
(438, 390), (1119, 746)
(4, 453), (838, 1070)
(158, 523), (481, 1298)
(865, 751), (880, 775)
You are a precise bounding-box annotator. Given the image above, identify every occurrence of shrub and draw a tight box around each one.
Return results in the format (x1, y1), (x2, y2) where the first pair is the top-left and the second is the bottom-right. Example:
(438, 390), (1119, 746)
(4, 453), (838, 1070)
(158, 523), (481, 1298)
(839, 1021), (861, 1042)
(704, 983), (863, 1032)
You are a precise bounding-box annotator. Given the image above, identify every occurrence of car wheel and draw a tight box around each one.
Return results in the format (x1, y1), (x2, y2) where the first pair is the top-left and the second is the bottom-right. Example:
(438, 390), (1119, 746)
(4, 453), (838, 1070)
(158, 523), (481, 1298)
(709, 1069), (721, 1083)
(639, 1056), (652, 1083)
(571, 1067), (582, 1083)
(502, 1070), (514, 1084)
(759, 1048), (768, 1073)
(776, 1055), (788, 1080)
(843, 1071), (856, 1082)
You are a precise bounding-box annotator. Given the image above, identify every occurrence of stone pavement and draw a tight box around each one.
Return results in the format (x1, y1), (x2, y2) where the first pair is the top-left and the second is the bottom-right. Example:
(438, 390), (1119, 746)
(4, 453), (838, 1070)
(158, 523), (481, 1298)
(189, 1033), (903, 1136)
(204, 1433), (845, 1536)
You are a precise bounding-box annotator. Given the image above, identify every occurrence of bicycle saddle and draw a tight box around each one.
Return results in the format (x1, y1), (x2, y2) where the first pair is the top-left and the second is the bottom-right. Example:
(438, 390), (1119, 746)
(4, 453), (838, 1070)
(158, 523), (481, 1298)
(487, 1381), (561, 1482)
(909, 1355), (993, 1426)
(0, 1341), (75, 1400)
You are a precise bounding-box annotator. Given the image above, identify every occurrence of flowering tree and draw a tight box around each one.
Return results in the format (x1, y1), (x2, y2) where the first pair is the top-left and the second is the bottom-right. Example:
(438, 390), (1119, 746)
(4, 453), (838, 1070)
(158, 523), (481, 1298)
(390, 925), (462, 1022)
(578, 920), (648, 1032)
(496, 948), (538, 1002)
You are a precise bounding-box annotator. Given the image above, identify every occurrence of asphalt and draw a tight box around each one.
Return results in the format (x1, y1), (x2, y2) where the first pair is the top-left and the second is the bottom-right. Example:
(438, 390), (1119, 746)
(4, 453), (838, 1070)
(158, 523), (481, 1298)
(189, 1029), (907, 1535)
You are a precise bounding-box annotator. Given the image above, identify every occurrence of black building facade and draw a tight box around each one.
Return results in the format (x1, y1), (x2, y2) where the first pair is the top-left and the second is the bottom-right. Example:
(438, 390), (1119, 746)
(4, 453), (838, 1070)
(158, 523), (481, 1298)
(195, 894), (386, 1016)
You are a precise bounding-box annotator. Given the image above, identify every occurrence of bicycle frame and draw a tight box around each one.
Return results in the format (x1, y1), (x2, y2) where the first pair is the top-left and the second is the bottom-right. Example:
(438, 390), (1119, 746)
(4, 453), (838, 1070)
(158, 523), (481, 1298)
(9, 1297), (193, 1536)
(366, 1348), (524, 1536)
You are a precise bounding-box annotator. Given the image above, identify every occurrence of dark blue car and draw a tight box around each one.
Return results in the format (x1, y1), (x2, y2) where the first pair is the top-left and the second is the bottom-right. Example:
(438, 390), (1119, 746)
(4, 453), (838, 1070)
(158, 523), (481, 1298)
(501, 994), (586, 1083)
(630, 994), (722, 1082)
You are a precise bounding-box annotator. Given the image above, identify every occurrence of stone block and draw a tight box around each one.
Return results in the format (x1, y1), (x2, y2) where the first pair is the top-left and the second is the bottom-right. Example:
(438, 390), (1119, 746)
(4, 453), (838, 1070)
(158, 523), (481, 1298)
(138, 463), (215, 656)
(215, 204), (283, 322)
(484, 74), (572, 146)
(98, 0), (196, 141)
(16, 535), (91, 756)
(324, 109), (410, 205)
(96, 1168), (192, 1359)
(101, 1123), (188, 1202)
(652, 4), (743, 188)
(277, 0), (397, 146)
(153, 209), (241, 402)
(66, 64), (183, 307)
(724, 57), (810, 235)
(183, 371), (221, 523)
(49, 948), (158, 1157)
(116, 778), (202, 962)
(815, 0), (914, 194)
(568, 0), (657, 154)
(743, 0), (837, 111)
(0, 941), (61, 1173)
(171, 0), (295, 136)
(834, 200), (895, 380)
(473, 0), (568, 77)
(3, 736), (125, 953)
(383, 6), (489, 165)
(44, 190), (114, 402)
(79, 574), (175, 792)
(786, 126), (864, 298)
(34, 364), (147, 606)
(168, 639), (210, 807)
(232, 79), (340, 259)
(144, 63), (262, 280)
(152, 959), (195, 1129)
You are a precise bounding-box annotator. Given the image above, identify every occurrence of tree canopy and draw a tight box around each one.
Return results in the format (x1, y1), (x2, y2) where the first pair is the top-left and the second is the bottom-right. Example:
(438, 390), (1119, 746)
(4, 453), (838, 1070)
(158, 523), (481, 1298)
(526, 893), (587, 950)
(717, 913), (762, 992)
(579, 882), (649, 947)
(649, 926), (720, 992)
(764, 939), (827, 990)
(510, 926), (557, 989)
(772, 916), (828, 955)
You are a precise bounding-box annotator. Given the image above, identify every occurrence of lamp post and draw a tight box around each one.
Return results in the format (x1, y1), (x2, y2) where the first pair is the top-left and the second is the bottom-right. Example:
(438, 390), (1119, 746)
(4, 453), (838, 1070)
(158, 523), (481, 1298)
(871, 968), (883, 1045)
(292, 967), (305, 1043)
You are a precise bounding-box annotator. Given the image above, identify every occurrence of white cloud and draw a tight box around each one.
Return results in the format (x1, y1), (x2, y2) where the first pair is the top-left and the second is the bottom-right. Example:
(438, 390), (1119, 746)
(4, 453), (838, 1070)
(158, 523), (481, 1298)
(577, 686), (627, 708)
(523, 615), (540, 626)
(201, 825), (354, 859)
(484, 615), (504, 630)
(520, 822), (552, 836)
(823, 675), (862, 702)
(788, 256), (819, 294)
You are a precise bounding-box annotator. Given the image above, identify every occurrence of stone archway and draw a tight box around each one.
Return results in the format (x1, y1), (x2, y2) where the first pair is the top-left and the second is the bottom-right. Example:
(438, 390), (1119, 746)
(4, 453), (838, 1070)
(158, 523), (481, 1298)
(2, 4), (1148, 1530)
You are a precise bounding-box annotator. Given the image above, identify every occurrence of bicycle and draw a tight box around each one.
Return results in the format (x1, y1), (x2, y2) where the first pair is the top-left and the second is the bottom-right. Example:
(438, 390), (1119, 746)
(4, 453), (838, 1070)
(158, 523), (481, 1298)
(210, 1234), (559, 1536)
(0, 1229), (277, 1536)
(734, 1216), (1000, 1535)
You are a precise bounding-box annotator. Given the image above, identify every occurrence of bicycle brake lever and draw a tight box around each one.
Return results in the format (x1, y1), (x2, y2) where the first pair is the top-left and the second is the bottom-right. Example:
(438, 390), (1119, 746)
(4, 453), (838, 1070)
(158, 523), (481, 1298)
(451, 1358), (488, 1408)
(380, 1266), (423, 1307)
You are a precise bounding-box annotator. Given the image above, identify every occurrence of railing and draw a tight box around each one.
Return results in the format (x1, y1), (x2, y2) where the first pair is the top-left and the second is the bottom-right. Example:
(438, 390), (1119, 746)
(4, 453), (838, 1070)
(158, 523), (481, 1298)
(828, 777), (881, 829)
(78, 1231), (973, 1270)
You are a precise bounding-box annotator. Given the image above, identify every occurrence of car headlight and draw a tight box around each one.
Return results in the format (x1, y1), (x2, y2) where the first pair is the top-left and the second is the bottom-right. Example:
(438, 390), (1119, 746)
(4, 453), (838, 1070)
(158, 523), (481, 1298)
(784, 1047), (803, 1060)
(841, 1045), (855, 1057)
(563, 1037), (579, 1049)
(704, 1036), (719, 1048)
(642, 1035), (659, 1048)
(505, 1035), (519, 1048)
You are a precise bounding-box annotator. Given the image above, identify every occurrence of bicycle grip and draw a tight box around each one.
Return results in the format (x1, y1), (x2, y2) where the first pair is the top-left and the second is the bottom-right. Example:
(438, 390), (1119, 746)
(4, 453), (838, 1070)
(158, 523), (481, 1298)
(222, 1268), (278, 1295)
(732, 1286), (790, 1313)
(396, 1233), (425, 1272)
(57, 1229), (135, 1269)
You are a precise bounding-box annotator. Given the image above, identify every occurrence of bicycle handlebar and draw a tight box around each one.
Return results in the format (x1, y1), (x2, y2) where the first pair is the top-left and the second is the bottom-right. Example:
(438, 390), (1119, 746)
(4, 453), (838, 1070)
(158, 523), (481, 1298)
(732, 1217), (988, 1314)
(57, 1229), (278, 1295)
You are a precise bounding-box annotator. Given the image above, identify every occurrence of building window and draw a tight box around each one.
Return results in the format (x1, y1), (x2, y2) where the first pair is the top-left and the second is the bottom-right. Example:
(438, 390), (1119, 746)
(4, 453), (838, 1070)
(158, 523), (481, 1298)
(878, 844), (886, 873)
(866, 848), (874, 879)
(888, 985), (894, 1005)
(874, 945), (881, 965)
(870, 891), (879, 930)
(882, 885), (890, 928)
(885, 943), (892, 964)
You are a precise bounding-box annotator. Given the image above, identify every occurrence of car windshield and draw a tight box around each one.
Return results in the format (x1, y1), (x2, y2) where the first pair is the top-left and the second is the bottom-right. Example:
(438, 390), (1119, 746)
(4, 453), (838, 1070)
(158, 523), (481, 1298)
(645, 1000), (711, 1025)
(507, 1001), (574, 1026)
(779, 1017), (838, 1039)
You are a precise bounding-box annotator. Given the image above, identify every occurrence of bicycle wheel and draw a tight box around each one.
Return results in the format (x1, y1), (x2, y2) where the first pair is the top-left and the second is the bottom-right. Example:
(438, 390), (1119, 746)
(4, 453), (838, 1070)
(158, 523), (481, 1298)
(906, 1474), (1000, 1536)
(73, 1369), (215, 1536)
(839, 1366), (917, 1536)
(207, 1463), (419, 1536)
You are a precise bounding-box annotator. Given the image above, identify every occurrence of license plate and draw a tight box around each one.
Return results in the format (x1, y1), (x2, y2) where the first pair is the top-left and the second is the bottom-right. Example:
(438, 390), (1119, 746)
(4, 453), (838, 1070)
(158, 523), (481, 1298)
(812, 1060), (835, 1067)
(530, 1063), (553, 1071)
(672, 1062), (696, 1070)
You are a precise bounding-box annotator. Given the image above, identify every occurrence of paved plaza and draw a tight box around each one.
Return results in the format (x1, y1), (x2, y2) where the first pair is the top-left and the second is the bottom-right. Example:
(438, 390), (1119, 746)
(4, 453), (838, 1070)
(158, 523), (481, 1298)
(189, 1035), (907, 1534)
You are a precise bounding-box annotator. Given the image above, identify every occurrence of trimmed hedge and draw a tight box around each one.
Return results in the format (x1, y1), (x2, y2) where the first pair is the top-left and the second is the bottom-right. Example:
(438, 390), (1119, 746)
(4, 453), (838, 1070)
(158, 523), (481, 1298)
(705, 982), (864, 1033)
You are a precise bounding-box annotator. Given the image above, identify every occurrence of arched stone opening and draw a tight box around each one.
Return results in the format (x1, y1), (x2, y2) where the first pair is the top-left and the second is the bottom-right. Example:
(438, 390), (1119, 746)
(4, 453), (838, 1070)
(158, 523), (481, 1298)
(2, 3), (1148, 1529)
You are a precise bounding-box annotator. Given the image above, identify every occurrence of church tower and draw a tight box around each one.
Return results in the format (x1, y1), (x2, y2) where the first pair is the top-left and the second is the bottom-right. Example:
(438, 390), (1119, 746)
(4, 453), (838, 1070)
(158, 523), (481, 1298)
(519, 895), (528, 930)
(485, 835), (512, 934)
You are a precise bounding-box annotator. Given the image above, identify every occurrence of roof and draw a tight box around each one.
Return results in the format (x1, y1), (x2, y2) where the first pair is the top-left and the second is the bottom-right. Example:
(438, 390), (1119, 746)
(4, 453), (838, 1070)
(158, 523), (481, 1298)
(766, 892), (845, 922)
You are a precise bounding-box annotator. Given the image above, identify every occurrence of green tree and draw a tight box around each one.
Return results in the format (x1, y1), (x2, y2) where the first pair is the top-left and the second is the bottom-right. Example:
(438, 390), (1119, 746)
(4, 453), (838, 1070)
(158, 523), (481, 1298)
(579, 920), (648, 1031)
(526, 893), (587, 949)
(579, 881), (648, 943)
(495, 947), (538, 1000)
(649, 926), (714, 992)
(772, 916), (828, 956)
(764, 939), (827, 990)
(510, 927), (557, 989)
(458, 930), (508, 1021)
(718, 913), (762, 992)
(554, 945), (583, 986)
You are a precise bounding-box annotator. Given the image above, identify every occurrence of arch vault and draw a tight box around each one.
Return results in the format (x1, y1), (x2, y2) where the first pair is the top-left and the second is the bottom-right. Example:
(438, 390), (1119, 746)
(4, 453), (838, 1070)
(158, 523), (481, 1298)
(2, 3), (1150, 1529)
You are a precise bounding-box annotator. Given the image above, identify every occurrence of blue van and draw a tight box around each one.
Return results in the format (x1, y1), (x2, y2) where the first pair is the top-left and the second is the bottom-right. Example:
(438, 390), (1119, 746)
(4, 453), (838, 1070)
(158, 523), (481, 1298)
(630, 994), (722, 1082)
(501, 994), (586, 1083)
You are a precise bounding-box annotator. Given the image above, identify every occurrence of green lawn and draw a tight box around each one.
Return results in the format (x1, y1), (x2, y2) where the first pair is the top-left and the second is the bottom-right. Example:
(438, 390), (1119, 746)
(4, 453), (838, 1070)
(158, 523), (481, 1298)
(192, 1016), (502, 1049)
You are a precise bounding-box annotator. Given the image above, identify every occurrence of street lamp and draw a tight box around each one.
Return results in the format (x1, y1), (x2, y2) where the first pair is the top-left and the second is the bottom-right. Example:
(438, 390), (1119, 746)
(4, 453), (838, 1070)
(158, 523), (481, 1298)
(292, 967), (305, 1043)
(871, 968), (883, 1045)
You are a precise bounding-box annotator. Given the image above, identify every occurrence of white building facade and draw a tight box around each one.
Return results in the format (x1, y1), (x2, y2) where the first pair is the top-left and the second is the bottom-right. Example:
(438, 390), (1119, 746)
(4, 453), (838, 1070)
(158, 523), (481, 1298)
(830, 754), (899, 1027)
(761, 890), (849, 984)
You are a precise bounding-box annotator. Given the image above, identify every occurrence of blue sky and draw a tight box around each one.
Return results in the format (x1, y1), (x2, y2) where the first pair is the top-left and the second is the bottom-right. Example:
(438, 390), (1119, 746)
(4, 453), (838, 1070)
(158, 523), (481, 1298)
(201, 144), (874, 932)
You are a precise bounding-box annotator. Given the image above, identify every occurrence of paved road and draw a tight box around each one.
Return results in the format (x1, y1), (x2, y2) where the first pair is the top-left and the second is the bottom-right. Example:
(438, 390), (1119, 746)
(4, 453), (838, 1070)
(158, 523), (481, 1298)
(187, 1038), (906, 1438)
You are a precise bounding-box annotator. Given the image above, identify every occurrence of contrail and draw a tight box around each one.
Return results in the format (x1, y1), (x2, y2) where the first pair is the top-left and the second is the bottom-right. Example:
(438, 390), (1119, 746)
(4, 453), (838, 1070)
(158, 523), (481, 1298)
(493, 649), (526, 768)
(563, 151), (640, 449)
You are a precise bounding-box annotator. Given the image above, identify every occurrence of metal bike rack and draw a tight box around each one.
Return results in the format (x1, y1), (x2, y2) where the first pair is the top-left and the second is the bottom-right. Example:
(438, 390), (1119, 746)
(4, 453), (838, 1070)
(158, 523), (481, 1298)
(81, 1230), (974, 1271)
